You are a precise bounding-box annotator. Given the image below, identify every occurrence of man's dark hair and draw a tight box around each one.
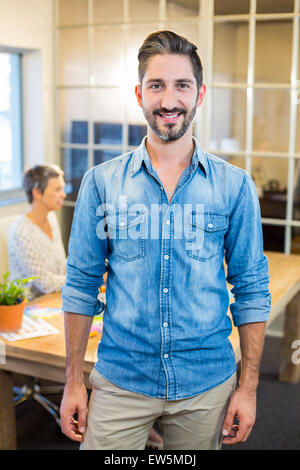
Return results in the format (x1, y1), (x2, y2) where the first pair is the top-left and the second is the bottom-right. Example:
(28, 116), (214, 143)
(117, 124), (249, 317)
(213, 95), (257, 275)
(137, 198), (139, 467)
(23, 164), (64, 204)
(138, 30), (203, 90)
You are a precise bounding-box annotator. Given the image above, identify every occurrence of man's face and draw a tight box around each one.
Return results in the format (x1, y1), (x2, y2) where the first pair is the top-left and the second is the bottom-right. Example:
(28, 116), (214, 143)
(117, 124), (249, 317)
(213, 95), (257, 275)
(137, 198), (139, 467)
(135, 54), (206, 142)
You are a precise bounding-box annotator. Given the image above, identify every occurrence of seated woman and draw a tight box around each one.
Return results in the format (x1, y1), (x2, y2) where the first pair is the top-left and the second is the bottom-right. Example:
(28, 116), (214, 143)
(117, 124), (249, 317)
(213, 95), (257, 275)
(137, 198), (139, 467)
(8, 164), (67, 299)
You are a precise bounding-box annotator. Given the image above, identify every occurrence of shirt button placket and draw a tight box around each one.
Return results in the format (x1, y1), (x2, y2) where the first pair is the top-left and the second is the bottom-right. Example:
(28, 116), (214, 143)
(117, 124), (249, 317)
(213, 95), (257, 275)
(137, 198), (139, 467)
(161, 210), (173, 397)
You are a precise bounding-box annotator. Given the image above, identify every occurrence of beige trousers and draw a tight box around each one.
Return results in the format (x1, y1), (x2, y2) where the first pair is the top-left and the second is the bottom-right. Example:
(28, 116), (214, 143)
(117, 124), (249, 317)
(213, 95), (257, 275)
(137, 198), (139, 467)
(81, 368), (236, 451)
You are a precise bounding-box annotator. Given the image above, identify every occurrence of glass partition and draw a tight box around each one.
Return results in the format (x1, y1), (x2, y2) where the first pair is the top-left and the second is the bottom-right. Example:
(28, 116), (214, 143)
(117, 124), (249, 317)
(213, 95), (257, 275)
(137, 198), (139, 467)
(213, 22), (248, 83)
(256, 0), (294, 14)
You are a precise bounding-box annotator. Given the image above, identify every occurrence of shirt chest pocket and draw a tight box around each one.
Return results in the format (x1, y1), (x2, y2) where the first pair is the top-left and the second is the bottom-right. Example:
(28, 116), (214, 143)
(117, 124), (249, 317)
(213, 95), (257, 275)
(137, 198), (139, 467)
(106, 210), (145, 261)
(186, 211), (228, 261)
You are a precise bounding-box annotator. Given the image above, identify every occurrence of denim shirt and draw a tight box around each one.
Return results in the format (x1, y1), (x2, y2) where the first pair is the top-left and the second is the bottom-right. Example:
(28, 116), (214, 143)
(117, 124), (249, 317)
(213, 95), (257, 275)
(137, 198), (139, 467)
(62, 137), (271, 400)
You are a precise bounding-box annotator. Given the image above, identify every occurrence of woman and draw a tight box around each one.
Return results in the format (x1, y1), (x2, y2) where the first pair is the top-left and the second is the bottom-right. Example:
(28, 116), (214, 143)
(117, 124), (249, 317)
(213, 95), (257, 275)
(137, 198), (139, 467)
(8, 164), (67, 299)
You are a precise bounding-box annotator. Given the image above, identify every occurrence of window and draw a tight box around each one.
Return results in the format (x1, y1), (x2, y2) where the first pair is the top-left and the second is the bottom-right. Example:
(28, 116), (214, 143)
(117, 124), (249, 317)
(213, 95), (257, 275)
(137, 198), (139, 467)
(0, 52), (23, 195)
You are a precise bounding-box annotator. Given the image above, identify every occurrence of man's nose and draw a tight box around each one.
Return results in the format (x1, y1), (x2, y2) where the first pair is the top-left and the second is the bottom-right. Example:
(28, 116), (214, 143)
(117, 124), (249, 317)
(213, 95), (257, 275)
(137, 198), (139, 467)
(160, 88), (177, 111)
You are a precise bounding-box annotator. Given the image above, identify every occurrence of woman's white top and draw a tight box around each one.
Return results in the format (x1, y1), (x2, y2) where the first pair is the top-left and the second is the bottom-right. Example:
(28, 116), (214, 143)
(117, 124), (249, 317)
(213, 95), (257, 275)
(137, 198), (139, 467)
(8, 212), (66, 299)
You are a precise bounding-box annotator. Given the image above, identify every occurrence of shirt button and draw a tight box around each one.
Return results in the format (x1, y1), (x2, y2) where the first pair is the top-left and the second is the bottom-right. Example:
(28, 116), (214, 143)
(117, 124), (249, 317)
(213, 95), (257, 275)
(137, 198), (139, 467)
(164, 354), (169, 359)
(160, 186), (164, 191)
(163, 288), (169, 293)
(208, 223), (213, 228)
(163, 322), (168, 327)
(164, 255), (169, 260)
(166, 220), (170, 225)
(120, 222), (125, 227)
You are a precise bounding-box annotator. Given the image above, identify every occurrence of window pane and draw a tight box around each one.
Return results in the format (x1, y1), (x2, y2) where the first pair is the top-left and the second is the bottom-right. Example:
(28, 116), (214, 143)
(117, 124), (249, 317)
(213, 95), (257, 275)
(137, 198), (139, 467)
(128, 123), (147, 146)
(94, 149), (121, 165)
(166, 0), (200, 18)
(291, 227), (300, 254)
(58, 0), (88, 25)
(213, 22), (248, 83)
(256, 0), (294, 14)
(210, 88), (246, 152)
(129, 0), (160, 20)
(253, 157), (288, 218)
(255, 21), (293, 84)
(59, 28), (89, 86)
(296, 103), (300, 153)
(93, 0), (124, 23)
(0, 53), (22, 192)
(262, 224), (285, 252)
(93, 89), (124, 145)
(126, 24), (160, 89)
(59, 89), (90, 143)
(253, 89), (290, 152)
(93, 27), (125, 86)
(61, 148), (88, 202)
(126, 87), (148, 129)
(293, 160), (300, 220)
(94, 123), (122, 145)
(164, 23), (200, 50)
(214, 0), (250, 15)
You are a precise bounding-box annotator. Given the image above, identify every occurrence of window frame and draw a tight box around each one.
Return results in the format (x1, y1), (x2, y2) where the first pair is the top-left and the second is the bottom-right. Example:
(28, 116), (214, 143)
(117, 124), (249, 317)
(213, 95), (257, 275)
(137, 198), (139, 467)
(0, 46), (25, 203)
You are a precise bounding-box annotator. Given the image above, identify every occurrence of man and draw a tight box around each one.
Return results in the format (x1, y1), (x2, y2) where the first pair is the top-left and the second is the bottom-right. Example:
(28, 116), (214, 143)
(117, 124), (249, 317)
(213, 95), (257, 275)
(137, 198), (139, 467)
(60, 30), (271, 450)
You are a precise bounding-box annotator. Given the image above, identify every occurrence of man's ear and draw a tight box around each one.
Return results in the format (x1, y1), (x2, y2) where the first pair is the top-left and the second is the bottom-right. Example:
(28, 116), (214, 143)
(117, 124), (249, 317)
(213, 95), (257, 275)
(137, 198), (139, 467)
(197, 83), (206, 108)
(135, 84), (142, 107)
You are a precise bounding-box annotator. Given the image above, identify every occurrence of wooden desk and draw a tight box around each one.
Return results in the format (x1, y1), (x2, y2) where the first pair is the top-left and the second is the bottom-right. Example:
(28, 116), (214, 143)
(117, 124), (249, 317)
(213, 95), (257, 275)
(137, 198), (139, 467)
(1, 250), (300, 449)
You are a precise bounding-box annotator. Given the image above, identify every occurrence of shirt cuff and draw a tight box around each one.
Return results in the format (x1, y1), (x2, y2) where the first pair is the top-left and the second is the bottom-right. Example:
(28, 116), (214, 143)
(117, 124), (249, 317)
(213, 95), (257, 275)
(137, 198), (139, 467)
(230, 294), (271, 327)
(61, 284), (101, 317)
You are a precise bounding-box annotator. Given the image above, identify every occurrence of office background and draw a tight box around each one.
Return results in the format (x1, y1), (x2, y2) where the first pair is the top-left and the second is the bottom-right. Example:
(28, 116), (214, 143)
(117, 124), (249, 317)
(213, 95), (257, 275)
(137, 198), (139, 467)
(0, 0), (300, 449)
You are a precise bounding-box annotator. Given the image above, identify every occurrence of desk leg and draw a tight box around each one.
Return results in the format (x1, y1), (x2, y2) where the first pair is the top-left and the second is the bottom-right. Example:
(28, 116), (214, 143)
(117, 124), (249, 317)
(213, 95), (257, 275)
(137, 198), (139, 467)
(280, 291), (300, 383)
(0, 370), (16, 450)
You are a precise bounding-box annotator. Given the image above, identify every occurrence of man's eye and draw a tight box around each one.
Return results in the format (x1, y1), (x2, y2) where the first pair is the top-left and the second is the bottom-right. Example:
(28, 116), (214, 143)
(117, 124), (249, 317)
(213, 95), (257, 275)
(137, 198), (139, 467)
(150, 84), (162, 89)
(178, 83), (189, 89)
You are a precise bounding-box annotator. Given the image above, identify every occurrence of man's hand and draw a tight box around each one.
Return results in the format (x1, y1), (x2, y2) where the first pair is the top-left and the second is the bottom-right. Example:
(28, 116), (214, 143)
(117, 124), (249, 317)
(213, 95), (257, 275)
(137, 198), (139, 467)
(222, 386), (256, 445)
(60, 382), (88, 442)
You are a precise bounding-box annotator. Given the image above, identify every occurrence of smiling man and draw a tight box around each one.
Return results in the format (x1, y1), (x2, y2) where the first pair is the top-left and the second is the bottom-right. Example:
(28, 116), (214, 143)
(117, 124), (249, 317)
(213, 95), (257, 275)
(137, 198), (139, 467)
(60, 30), (271, 450)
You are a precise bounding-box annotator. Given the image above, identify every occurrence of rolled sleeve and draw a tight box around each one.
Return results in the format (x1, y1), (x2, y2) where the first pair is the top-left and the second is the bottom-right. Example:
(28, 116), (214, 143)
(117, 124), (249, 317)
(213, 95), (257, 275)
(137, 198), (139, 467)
(61, 168), (108, 317)
(224, 172), (271, 327)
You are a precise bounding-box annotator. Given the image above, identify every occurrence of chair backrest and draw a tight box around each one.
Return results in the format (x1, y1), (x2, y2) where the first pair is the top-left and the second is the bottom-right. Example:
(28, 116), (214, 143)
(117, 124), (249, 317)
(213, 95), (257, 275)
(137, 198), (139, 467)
(0, 215), (19, 281)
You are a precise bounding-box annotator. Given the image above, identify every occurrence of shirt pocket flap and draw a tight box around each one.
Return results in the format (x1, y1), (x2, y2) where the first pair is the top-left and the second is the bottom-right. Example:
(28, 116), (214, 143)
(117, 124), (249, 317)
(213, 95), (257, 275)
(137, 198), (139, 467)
(106, 211), (144, 229)
(190, 212), (228, 232)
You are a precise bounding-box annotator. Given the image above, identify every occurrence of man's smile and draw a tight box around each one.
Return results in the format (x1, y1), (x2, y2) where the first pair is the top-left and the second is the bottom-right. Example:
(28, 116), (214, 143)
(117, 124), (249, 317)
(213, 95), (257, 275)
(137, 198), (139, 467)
(153, 109), (186, 125)
(157, 112), (183, 123)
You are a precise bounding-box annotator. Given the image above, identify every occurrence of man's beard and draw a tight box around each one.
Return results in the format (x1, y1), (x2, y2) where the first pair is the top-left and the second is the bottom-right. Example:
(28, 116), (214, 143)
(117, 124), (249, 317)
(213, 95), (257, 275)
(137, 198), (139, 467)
(142, 104), (197, 142)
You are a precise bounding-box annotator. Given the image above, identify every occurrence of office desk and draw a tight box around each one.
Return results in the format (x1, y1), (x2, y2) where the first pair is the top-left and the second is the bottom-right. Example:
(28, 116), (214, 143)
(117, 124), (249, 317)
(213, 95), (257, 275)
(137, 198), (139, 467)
(1, 250), (300, 449)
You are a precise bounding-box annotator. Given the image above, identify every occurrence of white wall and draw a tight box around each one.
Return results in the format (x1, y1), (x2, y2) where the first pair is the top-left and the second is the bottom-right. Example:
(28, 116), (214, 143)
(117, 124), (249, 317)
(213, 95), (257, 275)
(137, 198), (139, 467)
(0, 0), (55, 218)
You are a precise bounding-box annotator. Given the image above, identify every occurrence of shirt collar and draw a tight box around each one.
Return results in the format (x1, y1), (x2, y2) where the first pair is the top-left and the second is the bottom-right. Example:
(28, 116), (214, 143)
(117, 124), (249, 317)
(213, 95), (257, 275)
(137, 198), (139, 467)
(130, 136), (208, 178)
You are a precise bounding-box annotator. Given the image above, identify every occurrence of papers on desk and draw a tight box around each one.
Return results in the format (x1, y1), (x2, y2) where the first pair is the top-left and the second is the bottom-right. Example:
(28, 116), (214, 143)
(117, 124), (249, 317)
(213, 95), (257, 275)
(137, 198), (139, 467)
(24, 306), (63, 319)
(0, 315), (59, 342)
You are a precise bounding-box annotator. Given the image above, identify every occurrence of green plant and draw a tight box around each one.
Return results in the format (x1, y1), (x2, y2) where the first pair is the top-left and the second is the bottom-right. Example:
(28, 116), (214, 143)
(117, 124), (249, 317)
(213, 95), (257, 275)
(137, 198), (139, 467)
(0, 272), (38, 306)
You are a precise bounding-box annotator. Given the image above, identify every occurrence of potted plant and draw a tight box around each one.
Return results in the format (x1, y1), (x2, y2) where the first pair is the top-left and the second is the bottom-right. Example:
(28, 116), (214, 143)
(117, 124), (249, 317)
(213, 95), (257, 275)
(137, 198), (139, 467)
(0, 272), (37, 332)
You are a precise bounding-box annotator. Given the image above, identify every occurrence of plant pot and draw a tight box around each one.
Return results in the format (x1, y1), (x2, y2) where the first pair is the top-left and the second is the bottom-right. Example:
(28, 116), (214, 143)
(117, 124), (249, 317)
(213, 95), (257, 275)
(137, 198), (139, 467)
(0, 299), (26, 332)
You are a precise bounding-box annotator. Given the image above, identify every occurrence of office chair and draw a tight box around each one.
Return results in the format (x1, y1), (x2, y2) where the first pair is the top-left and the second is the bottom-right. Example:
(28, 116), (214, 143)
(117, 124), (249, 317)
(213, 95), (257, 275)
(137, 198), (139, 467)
(13, 377), (62, 426)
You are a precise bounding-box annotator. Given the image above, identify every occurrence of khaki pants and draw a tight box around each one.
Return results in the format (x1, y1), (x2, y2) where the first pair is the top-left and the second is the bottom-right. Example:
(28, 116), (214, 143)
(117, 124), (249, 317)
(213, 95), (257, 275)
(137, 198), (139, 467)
(81, 368), (236, 451)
